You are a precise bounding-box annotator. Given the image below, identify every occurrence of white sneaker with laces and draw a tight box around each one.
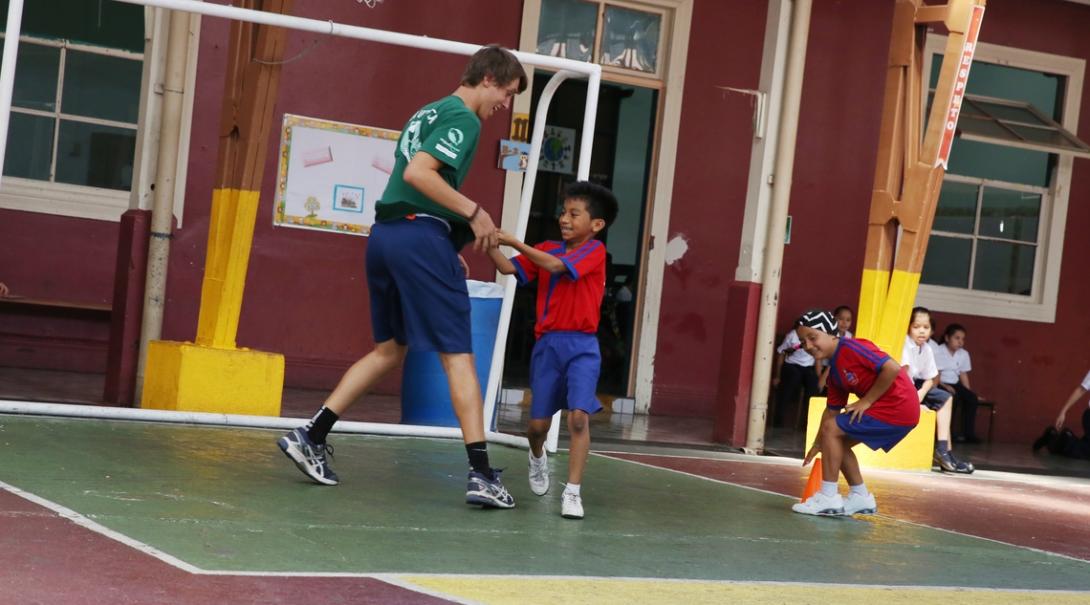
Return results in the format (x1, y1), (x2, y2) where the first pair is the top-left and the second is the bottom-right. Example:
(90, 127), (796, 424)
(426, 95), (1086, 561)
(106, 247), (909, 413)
(843, 492), (877, 515)
(561, 491), (584, 519)
(791, 491), (845, 516)
(528, 451), (550, 496)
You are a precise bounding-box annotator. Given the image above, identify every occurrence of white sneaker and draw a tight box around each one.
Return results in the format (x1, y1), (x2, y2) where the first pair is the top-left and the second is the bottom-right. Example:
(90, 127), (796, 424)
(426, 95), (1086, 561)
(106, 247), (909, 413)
(528, 451), (550, 496)
(843, 492), (877, 515)
(561, 491), (584, 519)
(791, 491), (845, 516)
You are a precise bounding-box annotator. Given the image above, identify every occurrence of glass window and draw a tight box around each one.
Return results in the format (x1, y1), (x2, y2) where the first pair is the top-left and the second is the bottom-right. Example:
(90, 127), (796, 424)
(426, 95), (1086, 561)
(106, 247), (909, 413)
(2, 113), (53, 180)
(0, 0), (144, 52)
(55, 120), (136, 190)
(933, 180), (977, 234)
(978, 188), (1040, 243)
(600, 6), (660, 73)
(972, 240), (1035, 295)
(537, 0), (597, 62)
(62, 50), (143, 123)
(13, 43), (59, 111)
(921, 235), (971, 288)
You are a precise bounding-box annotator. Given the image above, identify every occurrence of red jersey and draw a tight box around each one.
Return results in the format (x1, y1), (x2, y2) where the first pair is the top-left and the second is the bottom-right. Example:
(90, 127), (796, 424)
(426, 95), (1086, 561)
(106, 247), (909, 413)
(513, 239), (606, 339)
(826, 338), (920, 427)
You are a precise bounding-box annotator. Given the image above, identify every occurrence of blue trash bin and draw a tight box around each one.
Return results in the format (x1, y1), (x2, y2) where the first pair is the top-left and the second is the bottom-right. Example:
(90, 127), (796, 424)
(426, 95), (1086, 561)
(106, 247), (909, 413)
(400, 280), (503, 428)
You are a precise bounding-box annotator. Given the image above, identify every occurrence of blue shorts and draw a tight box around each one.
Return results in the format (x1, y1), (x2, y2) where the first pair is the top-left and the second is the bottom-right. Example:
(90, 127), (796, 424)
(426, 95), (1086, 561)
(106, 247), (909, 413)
(913, 378), (952, 411)
(835, 413), (914, 452)
(366, 218), (471, 353)
(529, 332), (603, 419)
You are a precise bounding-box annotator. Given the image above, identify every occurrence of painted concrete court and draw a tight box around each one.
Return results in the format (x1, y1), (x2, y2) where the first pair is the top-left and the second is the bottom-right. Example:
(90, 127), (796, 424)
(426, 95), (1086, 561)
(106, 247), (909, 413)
(2, 414), (1089, 604)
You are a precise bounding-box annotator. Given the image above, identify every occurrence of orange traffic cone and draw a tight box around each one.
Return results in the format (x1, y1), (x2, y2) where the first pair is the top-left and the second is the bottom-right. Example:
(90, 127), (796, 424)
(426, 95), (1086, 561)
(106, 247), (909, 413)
(801, 456), (823, 502)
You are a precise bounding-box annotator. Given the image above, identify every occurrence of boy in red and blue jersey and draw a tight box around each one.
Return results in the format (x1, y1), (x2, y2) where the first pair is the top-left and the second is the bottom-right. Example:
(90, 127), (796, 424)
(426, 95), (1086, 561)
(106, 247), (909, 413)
(488, 181), (618, 520)
(793, 309), (920, 517)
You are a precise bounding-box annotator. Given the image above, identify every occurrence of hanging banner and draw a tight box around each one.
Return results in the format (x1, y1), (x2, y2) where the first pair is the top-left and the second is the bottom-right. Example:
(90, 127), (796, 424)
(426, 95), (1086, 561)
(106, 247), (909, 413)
(935, 5), (985, 169)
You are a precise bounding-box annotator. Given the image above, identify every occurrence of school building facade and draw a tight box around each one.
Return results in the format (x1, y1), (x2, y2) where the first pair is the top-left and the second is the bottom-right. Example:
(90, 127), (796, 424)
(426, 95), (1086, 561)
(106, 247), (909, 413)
(1, 0), (1088, 446)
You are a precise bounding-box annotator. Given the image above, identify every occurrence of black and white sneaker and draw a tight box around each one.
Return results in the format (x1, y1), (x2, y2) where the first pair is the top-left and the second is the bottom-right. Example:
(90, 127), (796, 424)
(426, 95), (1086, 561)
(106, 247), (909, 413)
(277, 427), (339, 485)
(466, 469), (515, 509)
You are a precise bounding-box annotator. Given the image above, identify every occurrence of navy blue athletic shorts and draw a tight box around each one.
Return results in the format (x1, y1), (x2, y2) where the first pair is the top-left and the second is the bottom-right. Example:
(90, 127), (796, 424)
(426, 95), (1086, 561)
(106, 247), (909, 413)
(366, 217), (471, 353)
(529, 331), (603, 419)
(835, 413), (914, 452)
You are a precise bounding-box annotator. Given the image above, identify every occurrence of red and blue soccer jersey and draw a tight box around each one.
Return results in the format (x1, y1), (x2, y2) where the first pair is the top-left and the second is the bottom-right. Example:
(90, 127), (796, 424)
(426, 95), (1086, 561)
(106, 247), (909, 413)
(512, 239), (606, 339)
(826, 337), (920, 427)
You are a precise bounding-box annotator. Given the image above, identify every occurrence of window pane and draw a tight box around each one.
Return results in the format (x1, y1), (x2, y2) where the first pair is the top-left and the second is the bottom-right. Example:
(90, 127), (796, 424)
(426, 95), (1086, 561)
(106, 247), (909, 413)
(1, 0), (145, 53)
(972, 240), (1035, 296)
(933, 180), (977, 235)
(946, 139), (1051, 188)
(600, 6), (660, 73)
(10, 42), (59, 111)
(922, 235), (971, 288)
(979, 188), (1040, 243)
(55, 120), (135, 190)
(974, 101), (1048, 126)
(1008, 123), (1080, 148)
(537, 0), (597, 62)
(3, 112), (53, 180)
(61, 51), (142, 123)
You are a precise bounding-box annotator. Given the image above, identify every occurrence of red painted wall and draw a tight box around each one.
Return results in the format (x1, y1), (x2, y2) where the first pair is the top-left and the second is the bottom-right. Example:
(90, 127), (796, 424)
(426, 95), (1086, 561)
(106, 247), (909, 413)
(164, 0), (525, 391)
(649, 0), (768, 417)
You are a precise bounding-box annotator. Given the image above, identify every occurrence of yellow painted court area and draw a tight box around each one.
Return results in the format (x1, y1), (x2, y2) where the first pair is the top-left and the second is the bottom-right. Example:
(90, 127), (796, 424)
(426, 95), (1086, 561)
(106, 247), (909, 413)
(403, 576), (1090, 605)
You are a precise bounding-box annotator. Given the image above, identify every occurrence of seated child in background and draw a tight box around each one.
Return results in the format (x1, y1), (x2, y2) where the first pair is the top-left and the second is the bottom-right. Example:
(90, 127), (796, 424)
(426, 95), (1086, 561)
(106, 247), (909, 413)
(793, 310), (920, 517)
(1032, 368), (1090, 460)
(817, 305), (854, 391)
(902, 307), (973, 474)
(931, 323), (983, 443)
(487, 180), (619, 520)
(773, 321), (819, 428)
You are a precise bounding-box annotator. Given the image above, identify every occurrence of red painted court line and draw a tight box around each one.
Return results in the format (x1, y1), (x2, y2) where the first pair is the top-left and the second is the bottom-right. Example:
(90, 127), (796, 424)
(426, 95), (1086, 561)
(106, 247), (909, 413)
(601, 452), (1090, 562)
(0, 490), (455, 605)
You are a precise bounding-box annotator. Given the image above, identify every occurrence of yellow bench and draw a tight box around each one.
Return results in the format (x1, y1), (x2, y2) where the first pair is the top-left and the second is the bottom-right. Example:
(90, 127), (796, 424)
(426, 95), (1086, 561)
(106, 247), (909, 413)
(804, 396), (935, 471)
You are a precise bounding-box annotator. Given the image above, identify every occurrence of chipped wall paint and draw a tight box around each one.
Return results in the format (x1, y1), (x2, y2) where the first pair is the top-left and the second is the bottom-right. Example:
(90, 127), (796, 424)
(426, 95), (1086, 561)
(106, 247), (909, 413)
(664, 235), (689, 265)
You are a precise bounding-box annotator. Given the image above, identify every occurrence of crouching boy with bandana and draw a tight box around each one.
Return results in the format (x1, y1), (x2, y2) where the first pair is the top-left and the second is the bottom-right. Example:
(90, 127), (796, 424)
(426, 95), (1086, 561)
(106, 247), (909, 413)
(792, 310), (920, 516)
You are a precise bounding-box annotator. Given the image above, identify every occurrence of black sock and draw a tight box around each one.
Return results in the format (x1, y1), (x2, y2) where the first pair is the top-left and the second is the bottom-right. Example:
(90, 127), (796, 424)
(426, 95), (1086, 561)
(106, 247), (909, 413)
(466, 442), (493, 478)
(306, 406), (339, 444)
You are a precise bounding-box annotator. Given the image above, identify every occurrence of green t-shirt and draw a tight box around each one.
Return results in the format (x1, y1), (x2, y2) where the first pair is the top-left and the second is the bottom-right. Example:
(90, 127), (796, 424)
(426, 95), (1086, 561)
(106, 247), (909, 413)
(376, 95), (481, 248)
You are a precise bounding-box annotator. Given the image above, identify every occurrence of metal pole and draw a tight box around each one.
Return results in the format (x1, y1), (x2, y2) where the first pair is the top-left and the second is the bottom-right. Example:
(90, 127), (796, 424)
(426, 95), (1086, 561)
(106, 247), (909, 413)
(0, 0), (25, 188)
(746, 0), (813, 453)
(135, 8), (191, 403)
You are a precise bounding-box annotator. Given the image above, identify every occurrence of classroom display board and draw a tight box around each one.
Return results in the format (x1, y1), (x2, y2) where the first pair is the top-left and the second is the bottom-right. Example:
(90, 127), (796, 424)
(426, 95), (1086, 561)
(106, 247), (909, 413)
(274, 114), (400, 236)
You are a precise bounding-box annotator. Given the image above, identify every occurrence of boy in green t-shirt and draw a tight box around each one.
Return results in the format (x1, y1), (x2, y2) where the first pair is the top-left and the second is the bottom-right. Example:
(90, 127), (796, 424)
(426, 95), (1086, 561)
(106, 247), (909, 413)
(278, 45), (526, 509)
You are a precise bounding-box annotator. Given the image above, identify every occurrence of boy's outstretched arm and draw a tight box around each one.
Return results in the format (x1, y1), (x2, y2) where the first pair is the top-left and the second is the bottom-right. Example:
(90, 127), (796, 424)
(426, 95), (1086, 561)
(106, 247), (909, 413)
(844, 359), (901, 422)
(1054, 385), (1089, 430)
(498, 230), (566, 274)
(487, 246), (517, 275)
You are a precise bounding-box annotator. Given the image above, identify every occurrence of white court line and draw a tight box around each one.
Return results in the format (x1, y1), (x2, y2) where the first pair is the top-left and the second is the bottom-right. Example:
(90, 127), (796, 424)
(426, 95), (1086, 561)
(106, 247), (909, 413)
(594, 451), (1090, 565)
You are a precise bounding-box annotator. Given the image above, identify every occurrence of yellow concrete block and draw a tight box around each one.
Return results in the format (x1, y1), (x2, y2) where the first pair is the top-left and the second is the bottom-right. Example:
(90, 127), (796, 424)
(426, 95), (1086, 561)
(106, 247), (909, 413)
(804, 396), (935, 471)
(141, 340), (283, 416)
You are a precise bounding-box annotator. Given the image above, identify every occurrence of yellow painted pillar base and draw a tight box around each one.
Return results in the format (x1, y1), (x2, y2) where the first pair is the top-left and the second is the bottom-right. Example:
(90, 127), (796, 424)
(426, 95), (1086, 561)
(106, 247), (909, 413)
(805, 396), (936, 471)
(142, 340), (284, 416)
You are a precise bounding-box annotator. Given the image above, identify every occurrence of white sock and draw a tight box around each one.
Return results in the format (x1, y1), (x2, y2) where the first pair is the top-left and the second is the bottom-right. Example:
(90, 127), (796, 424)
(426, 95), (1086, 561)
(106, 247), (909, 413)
(820, 480), (839, 497)
(529, 450), (546, 464)
(564, 483), (581, 496)
(849, 483), (869, 497)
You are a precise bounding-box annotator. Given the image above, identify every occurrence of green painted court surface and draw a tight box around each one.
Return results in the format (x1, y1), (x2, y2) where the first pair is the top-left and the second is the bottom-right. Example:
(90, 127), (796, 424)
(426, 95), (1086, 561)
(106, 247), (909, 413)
(2, 415), (1088, 588)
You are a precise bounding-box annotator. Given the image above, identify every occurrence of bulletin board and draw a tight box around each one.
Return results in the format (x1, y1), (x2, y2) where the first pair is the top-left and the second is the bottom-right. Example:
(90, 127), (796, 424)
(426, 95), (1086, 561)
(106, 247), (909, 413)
(274, 113), (400, 236)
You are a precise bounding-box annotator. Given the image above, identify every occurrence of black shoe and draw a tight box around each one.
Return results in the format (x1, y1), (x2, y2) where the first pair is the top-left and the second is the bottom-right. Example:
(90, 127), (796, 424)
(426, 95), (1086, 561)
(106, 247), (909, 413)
(933, 450), (956, 472)
(947, 451), (974, 474)
(1032, 427), (1057, 453)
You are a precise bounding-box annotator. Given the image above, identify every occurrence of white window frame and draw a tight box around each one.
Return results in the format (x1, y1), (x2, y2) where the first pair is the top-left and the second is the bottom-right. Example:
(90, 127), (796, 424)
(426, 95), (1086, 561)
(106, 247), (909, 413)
(918, 36), (1085, 323)
(0, 9), (200, 224)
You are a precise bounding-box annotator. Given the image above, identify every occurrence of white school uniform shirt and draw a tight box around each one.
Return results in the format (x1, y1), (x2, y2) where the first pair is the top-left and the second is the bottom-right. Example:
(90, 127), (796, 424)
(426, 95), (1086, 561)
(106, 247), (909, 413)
(902, 335), (938, 381)
(1081, 369), (1090, 391)
(777, 330), (815, 367)
(930, 341), (971, 385)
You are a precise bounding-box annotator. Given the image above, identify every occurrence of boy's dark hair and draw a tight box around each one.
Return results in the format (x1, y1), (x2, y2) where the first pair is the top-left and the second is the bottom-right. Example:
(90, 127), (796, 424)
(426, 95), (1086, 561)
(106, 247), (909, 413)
(564, 181), (619, 227)
(942, 323), (966, 343)
(833, 305), (852, 316)
(461, 45), (527, 93)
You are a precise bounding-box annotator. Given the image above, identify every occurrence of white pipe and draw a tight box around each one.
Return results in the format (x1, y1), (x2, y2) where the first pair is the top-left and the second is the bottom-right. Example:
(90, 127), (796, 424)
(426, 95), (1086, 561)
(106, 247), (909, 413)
(0, 400), (529, 448)
(136, 8), (191, 404)
(746, 0), (813, 453)
(0, 0), (25, 189)
(482, 71), (579, 454)
(115, 0), (600, 75)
